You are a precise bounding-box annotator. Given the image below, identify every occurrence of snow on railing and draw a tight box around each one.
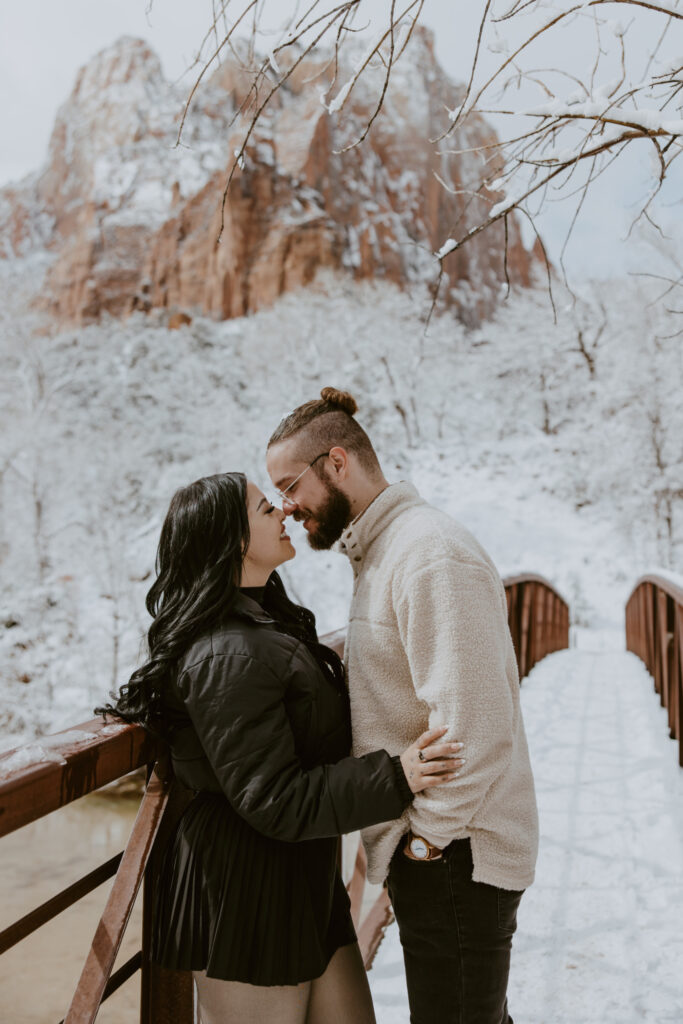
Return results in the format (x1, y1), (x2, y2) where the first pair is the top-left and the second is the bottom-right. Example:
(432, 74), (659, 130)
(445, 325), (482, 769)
(626, 573), (683, 768)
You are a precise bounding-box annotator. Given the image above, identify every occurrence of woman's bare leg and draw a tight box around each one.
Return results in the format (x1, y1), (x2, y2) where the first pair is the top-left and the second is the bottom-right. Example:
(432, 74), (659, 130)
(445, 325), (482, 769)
(305, 943), (376, 1024)
(193, 971), (310, 1024)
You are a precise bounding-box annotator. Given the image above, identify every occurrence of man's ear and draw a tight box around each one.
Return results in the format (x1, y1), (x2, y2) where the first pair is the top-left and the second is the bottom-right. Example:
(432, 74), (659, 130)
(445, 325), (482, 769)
(327, 446), (350, 480)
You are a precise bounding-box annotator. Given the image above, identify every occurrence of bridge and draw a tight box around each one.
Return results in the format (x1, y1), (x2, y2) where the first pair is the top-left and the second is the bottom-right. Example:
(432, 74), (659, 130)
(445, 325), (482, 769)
(0, 574), (681, 1022)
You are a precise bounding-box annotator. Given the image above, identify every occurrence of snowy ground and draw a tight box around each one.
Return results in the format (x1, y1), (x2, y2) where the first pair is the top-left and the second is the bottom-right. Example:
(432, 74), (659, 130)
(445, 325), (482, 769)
(370, 633), (683, 1023)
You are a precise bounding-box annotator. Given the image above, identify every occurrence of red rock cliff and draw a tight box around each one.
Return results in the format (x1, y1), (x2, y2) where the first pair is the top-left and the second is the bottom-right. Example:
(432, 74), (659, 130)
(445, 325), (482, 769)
(1, 32), (535, 326)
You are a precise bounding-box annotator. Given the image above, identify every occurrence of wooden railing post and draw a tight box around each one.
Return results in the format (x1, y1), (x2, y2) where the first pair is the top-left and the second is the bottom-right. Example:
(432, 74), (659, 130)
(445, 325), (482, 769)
(520, 584), (532, 678)
(63, 763), (171, 1024)
(626, 573), (683, 767)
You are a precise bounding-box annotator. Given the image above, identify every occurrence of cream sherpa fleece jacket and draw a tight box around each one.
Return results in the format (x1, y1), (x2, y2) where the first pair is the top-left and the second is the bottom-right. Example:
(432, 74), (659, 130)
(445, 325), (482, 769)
(340, 482), (539, 889)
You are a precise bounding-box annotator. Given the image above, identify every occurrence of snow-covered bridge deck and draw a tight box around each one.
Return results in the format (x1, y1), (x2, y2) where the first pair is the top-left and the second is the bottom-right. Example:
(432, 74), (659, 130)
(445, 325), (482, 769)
(370, 638), (683, 1024)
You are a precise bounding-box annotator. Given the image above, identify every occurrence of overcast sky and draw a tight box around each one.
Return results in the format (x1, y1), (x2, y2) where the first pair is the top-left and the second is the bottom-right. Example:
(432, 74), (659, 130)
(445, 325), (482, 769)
(0, 1), (679, 279)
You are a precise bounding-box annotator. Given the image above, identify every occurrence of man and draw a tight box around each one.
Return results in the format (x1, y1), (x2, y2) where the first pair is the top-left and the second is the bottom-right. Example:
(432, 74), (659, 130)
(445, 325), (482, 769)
(266, 387), (538, 1024)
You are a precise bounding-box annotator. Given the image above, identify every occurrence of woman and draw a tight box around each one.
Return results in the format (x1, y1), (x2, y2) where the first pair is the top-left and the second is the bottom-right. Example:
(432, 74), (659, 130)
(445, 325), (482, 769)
(98, 472), (463, 1024)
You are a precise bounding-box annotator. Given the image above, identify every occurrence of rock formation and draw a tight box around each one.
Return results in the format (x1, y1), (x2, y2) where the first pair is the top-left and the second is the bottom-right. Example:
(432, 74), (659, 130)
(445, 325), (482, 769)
(0, 32), (536, 326)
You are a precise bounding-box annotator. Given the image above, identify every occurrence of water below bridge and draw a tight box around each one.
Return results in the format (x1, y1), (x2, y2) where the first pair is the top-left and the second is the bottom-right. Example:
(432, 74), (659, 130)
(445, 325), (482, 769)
(2, 633), (683, 1022)
(0, 788), (142, 1022)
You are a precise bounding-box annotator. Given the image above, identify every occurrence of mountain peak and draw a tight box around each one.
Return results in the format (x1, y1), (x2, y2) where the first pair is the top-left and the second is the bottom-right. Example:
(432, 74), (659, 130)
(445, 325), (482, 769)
(49, 35), (166, 159)
(72, 36), (164, 99)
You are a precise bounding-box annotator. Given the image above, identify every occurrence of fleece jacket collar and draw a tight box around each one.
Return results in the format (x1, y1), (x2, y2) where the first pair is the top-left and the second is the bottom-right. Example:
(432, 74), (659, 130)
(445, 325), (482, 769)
(339, 481), (423, 574)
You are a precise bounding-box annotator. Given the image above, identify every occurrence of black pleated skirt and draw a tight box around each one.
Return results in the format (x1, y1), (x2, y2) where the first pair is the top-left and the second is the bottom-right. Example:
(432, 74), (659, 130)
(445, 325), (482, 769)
(150, 791), (357, 985)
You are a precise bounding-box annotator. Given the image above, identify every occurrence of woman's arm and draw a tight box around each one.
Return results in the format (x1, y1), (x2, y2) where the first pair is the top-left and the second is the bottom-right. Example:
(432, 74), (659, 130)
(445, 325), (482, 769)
(177, 647), (416, 842)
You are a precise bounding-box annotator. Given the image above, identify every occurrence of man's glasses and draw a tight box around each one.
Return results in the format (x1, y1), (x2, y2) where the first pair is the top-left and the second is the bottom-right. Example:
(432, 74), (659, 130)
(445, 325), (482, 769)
(276, 451), (330, 504)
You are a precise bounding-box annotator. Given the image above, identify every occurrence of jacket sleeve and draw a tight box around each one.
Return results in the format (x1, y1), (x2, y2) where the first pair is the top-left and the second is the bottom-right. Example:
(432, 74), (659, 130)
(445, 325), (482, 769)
(176, 648), (412, 842)
(394, 557), (516, 844)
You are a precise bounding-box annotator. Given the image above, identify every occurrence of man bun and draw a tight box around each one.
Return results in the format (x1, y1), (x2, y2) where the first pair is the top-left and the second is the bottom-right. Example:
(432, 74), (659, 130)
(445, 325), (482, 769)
(267, 387), (378, 471)
(320, 387), (358, 416)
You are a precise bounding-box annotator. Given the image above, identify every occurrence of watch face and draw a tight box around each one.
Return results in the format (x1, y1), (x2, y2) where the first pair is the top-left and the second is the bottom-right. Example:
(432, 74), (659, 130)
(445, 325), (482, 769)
(410, 838), (429, 859)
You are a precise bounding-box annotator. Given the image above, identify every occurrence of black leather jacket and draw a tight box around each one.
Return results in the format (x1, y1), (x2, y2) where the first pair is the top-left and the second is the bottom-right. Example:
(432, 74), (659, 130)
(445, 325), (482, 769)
(163, 588), (412, 842)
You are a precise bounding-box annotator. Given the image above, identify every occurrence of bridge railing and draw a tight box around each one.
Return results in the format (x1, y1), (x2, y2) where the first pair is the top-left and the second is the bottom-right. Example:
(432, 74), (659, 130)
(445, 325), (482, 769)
(626, 573), (683, 767)
(0, 572), (569, 1022)
(0, 720), (189, 1023)
(503, 573), (570, 679)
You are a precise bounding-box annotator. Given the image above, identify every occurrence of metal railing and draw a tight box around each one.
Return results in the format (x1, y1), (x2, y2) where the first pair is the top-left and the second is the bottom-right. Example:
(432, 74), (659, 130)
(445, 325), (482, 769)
(626, 573), (683, 767)
(0, 573), (569, 1022)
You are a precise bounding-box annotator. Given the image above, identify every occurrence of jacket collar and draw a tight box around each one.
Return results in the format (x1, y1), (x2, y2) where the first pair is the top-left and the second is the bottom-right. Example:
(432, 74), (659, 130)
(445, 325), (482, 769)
(339, 481), (423, 574)
(231, 588), (275, 624)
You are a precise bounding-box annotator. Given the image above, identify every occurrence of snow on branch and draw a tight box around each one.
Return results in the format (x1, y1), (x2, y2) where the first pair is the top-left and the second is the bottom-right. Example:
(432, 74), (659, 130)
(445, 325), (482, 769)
(178, 0), (682, 299)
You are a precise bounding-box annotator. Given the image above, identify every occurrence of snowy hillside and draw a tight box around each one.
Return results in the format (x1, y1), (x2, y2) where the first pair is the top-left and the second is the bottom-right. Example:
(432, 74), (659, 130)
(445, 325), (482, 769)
(1, 251), (681, 751)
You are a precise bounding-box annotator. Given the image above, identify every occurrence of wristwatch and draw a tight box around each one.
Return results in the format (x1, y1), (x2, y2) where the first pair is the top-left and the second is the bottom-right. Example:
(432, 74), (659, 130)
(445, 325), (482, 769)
(405, 832), (443, 861)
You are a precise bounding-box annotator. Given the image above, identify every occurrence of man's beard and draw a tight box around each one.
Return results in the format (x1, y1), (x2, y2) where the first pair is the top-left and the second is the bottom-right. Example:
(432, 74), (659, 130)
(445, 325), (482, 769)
(300, 483), (352, 551)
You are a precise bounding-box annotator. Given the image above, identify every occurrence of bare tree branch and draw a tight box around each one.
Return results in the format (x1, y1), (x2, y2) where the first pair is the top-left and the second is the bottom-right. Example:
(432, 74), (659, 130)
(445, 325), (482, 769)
(180, 0), (681, 309)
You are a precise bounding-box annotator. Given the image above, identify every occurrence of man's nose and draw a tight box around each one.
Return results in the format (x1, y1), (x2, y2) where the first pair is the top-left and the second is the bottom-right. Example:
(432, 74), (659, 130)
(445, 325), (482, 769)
(281, 495), (298, 515)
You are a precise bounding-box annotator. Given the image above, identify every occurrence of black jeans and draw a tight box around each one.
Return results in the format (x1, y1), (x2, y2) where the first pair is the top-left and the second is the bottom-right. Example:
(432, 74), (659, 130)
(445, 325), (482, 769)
(386, 837), (523, 1024)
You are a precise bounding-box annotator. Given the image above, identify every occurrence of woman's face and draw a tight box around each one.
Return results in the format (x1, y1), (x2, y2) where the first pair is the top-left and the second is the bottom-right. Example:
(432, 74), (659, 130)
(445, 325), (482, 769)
(241, 481), (295, 585)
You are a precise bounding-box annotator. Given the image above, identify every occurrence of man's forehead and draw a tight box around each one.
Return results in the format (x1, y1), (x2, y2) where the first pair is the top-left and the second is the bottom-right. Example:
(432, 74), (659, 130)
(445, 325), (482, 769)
(266, 440), (305, 484)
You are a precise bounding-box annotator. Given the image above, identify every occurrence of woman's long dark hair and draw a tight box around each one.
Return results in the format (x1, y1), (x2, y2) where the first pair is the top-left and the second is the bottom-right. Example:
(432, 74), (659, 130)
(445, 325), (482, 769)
(97, 472), (251, 731)
(97, 471), (345, 733)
